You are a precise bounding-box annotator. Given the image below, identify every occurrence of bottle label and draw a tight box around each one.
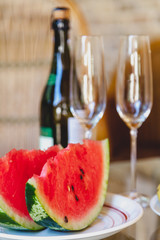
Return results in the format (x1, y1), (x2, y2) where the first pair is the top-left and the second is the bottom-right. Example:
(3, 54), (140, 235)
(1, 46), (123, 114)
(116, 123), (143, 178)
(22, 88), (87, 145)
(68, 117), (84, 144)
(47, 73), (56, 86)
(39, 127), (54, 150)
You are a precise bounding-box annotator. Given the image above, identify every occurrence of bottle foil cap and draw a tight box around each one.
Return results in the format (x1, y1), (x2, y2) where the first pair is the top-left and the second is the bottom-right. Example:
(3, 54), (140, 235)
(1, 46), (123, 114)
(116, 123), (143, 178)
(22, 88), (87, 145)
(53, 7), (70, 20)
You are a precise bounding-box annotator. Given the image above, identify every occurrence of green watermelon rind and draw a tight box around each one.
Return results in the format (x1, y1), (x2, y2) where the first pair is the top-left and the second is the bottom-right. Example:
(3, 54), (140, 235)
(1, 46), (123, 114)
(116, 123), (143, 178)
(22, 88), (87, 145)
(25, 182), (67, 231)
(0, 193), (44, 231)
(26, 139), (110, 231)
(0, 206), (26, 230)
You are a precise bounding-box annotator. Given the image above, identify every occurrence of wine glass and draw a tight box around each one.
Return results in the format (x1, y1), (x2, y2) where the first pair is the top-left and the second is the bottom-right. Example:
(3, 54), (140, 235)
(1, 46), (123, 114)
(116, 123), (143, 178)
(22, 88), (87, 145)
(70, 35), (106, 139)
(116, 35), (153, 207)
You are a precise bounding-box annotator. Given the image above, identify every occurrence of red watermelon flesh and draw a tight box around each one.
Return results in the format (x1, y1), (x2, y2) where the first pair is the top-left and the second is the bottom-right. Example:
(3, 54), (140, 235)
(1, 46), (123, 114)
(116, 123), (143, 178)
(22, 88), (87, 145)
(0, 145), (60, 230)
(28, 139), (110, 231)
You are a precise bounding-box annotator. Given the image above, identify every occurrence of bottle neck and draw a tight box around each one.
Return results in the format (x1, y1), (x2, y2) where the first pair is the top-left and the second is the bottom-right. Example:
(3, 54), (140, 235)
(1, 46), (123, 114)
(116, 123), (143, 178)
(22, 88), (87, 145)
(54, 28), (69, 54)
(52, 19), (70, 54)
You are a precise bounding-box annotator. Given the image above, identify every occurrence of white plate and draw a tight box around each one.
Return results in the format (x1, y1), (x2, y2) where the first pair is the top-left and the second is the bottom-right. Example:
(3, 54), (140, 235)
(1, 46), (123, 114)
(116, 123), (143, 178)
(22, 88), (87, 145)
(150, 194), (160, 216)
(0, 193), (143, 240)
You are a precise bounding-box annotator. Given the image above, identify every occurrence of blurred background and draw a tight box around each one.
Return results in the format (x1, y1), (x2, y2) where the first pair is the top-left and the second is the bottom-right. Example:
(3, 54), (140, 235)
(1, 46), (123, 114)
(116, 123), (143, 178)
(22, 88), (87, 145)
(1, 0), (160, 161)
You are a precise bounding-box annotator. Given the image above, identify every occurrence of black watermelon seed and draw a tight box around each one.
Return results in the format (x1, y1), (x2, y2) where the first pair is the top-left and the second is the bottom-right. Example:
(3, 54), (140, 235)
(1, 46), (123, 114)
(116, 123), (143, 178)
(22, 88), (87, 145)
(71, 185), (74, 191)
(80, 168), (85, 175)
(75, 195), (79, 201)
(64, 216), (68, 223)
(80, 174), (83, 180)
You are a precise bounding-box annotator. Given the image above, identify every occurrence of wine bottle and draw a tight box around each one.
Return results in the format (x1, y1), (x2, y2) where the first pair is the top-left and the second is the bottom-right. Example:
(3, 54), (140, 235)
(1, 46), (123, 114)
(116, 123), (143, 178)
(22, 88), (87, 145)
(39, 7), (83, 150)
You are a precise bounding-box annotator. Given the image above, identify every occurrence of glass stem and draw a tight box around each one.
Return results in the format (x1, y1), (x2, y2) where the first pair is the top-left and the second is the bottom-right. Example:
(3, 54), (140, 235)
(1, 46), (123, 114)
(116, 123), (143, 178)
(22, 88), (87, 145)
(85, 128), (92, 139)
(130, 128), (138, 193)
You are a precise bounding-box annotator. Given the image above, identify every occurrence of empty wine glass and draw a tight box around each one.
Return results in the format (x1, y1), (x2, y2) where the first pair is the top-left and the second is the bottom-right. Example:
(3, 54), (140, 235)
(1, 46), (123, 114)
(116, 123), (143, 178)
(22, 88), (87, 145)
(70, 35), (106, 139)
(116, 35), (153, 207)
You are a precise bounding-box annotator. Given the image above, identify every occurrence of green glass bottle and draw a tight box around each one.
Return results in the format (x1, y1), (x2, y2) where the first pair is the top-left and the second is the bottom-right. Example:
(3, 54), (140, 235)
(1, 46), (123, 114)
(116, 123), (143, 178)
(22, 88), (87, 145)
(39, 7), (83, 150)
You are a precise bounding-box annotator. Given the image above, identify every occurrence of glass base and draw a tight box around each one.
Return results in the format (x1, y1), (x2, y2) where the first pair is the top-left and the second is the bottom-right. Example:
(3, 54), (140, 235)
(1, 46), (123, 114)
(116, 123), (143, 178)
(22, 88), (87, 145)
(123, 191), (150, 208)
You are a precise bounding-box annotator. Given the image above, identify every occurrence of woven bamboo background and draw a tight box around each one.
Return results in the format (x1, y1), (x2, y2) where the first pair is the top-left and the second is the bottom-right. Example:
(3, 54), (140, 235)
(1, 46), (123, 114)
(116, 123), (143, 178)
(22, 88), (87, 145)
(0, 0), (89, 156)
(1, 0), (160, 159)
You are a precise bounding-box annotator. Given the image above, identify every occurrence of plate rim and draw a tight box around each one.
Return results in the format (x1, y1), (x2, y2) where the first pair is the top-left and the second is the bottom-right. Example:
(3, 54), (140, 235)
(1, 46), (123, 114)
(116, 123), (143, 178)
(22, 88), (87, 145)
(150, 194), (160, 216)
(0, 192), (144, 240)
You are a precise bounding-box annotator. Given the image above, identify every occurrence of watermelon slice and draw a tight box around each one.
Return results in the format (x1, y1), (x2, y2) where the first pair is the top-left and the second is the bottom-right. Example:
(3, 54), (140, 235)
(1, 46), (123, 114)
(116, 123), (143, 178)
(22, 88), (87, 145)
(0, 145), (60, 230)
(26, 139), (110, 231)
